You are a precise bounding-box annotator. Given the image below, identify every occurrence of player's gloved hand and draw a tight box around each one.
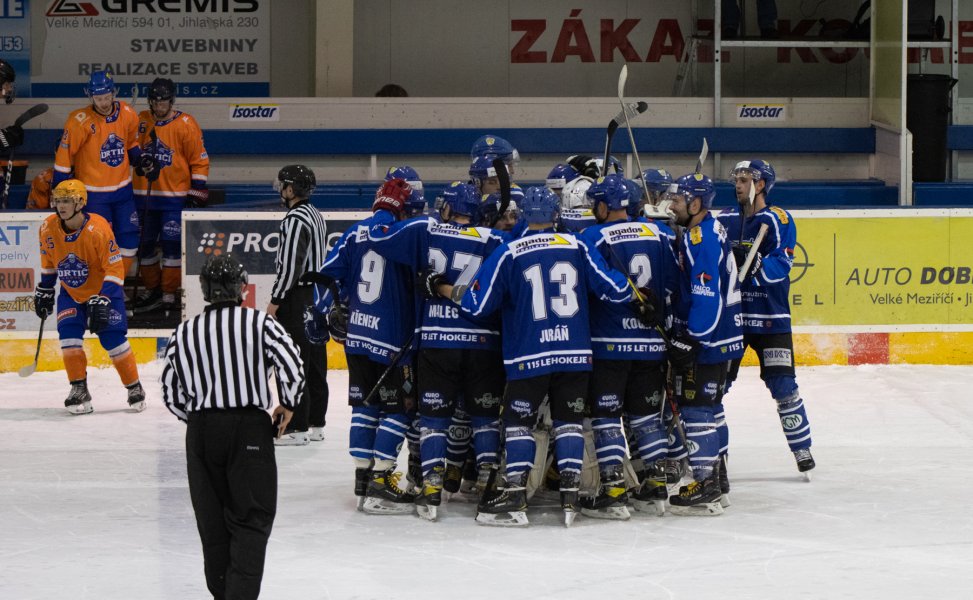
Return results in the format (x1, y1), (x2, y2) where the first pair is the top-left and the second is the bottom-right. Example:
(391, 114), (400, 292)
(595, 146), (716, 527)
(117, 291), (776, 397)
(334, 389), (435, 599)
(187, 179), (209, 208)
(566, 154), (600, 178)
(303, 305), (330, 346)
(34, 286), (55, 319)
(666, 333), (698, 371)
(0, 124), (24, 149)
(732, 245), (763, 282)
(327, 303), (349, 343)
(134, 153), (160, 181)
(86, 295), (112, 334)
(416, 267), (446, 300)
(632, 286), (662, 329)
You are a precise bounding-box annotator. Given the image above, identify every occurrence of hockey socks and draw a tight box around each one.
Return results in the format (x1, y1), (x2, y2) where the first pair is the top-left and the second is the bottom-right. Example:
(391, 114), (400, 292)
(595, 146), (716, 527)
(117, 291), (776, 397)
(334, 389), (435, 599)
(503, 425), (535, 484)
(591, 417), (626, 470)
(349, 406), (380, 466)
(372, 413), (410, 465)
(629, 413), (667, 465)
(470, 416), (500, 467)
(419, 416), (450, 479)
(680, 405), (719, 481)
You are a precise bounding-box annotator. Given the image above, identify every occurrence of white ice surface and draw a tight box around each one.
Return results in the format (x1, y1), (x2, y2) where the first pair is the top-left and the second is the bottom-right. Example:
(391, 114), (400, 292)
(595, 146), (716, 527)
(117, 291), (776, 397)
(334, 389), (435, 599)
(2, 363), (972, 600)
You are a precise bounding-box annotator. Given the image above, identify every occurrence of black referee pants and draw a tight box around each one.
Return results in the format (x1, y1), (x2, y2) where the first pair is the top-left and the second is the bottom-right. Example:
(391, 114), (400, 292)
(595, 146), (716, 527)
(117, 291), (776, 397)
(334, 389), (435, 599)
(187, 408), (277, 600)
(276, 286), (329, 431)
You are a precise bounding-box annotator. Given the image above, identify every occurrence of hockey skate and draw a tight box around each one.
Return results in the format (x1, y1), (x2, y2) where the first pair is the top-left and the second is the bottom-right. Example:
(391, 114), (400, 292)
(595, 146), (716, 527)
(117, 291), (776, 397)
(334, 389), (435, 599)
(559, 471), (581, 527)
(668, 469), (724, 517)
(458, 456), (478, 495)
(132, 288), (163, 314)
(274, 430), (309, 446)
(354, 468), (371, 511)
(362, 468), (416, 515)
(719, 454), (731, 508)
(308, 426), (325, 442)
(443, 463), (463, 495)
(794, 448), (815, 481)
(126, 382), (146, 413)
(631, 463), (668, 516)
(414, 467), (444, 522)
(475, 486), (529, 527)
(64, 380), (93, 415)
(580, 466), (630, 521)
(662, 456), (690, 485)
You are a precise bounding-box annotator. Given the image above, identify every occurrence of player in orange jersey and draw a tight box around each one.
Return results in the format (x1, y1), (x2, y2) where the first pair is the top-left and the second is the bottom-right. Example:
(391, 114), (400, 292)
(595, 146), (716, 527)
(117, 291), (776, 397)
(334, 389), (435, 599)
(26, 167), (53, 209)
(131, 78), (210, 314)
(34, 180), (146, 415)
(52, 71), (158, 275)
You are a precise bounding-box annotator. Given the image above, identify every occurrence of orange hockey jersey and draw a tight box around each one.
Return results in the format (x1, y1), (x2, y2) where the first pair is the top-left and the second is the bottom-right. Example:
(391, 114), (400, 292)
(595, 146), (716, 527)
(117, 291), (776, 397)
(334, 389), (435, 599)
(133, 110), (209, 198)
(27, 167), (54, 209)
(39, 213), (125, 303)
(54, 102), (140, 193)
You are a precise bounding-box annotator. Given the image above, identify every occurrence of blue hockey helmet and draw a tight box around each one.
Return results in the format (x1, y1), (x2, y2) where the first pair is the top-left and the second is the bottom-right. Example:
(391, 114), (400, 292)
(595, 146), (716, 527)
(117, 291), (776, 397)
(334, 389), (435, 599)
(470, 134), (519, 164)
(545, 163), (580, 192)
(85, 70), (116, 97)
(441, 181), (480, 219)
(521, 186), (560, 225)
(622, 179), (644, 218)
(385, 166), (425, 215)
(729, 159), (776, 195)
(671, 173), (717, 209)
(587, 174), (631, 213)
(642, 168), (674, 196)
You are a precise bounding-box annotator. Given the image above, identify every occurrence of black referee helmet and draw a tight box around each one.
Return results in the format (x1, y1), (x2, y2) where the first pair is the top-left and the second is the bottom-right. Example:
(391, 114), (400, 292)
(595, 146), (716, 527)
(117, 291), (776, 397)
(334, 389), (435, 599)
(276, 164), (316, 198)
(200, 254), (248, 303)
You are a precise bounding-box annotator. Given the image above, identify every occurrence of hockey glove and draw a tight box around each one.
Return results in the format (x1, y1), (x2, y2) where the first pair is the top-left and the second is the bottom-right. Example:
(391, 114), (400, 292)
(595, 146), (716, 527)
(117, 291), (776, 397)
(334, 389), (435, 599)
(0, 124), (24, 149)
(327, 303), (349, 343)
(632, 287), (662, 329)
(187, 180), (209, 208)
(34, 286), (55, 319)
(303, 305), (330, 346)
(732, 245), (763, 282)
(86, 295), (112, 334)
(666, 333), (698, 371)
(416, 267), (446, 300)
(567, 154), (601, 178)
(135, 153), (160, 181)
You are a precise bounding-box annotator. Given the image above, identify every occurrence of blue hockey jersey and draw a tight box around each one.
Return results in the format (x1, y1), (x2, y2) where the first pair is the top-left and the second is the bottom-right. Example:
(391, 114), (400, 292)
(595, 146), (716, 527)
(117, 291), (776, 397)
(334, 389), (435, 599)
(673, 214), (744, 364)
(316, 210), (416, 365)
(461, 229), (632, 380)
(368, 215), (507, 351)
(579, 219), (679, 361)
(716, 205), (796, 334)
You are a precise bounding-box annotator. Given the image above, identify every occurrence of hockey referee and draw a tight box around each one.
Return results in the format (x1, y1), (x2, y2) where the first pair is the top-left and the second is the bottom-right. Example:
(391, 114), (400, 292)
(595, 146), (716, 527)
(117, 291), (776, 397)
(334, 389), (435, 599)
(266, 164), (329, 445)
(161, 254), (305, 600)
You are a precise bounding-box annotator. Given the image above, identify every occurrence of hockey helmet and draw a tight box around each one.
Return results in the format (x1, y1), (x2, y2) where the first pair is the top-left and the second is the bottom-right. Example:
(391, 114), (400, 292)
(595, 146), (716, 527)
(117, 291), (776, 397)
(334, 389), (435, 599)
(440, 182), (480, 219)
(520, 186), (560, 225)
(85, 70), (116, 97)
(385, 166), (425, 216)
(52, 179), (88, 210)
(642, 168), (674, 196)
(200, 254), (249, 304)
(275, 164), (317, 198)
(729, 159), (776, 195)
(470, 134), (519, 164)
(622, 179), (644, 218)
(669, 173), (717, 209)
(587, 174), (630, 215)
(545, 163), (579, 193)
(560, 176), (594, 210)
(148, 78), (176, 102)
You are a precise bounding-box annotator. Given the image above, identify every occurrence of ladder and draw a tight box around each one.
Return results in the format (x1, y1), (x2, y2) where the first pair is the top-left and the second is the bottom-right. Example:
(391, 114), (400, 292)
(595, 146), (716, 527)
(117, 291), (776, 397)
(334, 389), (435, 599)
(672, 36), (700, 96)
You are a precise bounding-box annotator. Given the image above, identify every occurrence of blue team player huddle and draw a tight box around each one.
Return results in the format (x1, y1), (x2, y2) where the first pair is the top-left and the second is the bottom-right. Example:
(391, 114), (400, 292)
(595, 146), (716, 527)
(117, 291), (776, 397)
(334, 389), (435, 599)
(303, 135), (815, 527)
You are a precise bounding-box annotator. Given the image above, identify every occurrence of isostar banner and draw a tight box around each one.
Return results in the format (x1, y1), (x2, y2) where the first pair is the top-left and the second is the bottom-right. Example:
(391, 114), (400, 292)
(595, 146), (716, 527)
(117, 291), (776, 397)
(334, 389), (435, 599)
(34, 0), (270, 97)
(182, 211), (369, 319)
(790, 209), (973, 330)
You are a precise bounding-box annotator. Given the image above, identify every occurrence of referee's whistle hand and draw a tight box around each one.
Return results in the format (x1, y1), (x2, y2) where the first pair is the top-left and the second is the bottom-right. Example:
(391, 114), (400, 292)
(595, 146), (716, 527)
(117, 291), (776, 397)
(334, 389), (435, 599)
(272, 406), (293, 438)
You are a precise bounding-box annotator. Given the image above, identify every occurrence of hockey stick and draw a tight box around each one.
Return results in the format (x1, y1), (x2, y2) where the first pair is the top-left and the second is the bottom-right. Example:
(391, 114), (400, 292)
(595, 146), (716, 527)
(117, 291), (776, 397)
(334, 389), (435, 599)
(1, 103), (50, 209)
(603, 101), (648, 177)
(739, 177), (756, 246)
(360, 331), (416, 407)
(18, 316), (47, 378)
(616, 65), (654, 205)
(738, 223), (769, 283)
(128, 129), (158, 315)
(489, 157), (511, 229)
(694, 137), (709, 176)
(130, 84), (139, 109)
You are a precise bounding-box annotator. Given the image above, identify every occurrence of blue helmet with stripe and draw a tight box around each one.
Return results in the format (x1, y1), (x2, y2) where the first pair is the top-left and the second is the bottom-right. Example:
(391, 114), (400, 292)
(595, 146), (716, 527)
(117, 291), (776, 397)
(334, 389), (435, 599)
(730, 159), (776, 195)
(440, 182), (480, 219)
(85, 70), (115, 97)
(672, 173), (717, 209)
(587, 174), (630, 213)
(521, 186), (560, 225)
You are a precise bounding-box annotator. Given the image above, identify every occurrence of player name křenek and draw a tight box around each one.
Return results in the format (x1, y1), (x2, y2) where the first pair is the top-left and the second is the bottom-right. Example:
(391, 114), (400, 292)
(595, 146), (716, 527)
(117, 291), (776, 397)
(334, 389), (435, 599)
(130, 38), (258, 53)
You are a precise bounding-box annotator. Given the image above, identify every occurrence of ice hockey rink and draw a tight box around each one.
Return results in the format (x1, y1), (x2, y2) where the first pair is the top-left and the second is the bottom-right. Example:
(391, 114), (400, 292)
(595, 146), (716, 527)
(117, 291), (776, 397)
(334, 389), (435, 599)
(2, 362), (971, 600)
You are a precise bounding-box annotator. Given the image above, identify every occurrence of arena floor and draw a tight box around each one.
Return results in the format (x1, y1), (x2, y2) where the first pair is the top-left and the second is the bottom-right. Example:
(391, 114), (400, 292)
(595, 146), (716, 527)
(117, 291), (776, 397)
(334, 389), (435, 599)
(1, 363), (971, 599)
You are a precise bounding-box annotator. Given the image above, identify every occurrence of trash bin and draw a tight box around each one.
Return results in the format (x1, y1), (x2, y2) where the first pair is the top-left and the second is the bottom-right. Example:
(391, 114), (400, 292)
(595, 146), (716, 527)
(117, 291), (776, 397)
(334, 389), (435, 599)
(907, 73), (958, 182)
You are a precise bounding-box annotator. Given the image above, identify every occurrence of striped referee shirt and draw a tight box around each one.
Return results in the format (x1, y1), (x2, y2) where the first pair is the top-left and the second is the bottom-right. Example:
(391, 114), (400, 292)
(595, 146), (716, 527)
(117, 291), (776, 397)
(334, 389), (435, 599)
(161, 304), (305, 422)
(270, 200), (328, 304)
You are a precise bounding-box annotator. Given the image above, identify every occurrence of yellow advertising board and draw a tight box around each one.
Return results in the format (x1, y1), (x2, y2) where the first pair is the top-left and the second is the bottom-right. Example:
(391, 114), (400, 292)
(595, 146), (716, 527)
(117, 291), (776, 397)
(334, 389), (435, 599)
(790, 209), (973, 330)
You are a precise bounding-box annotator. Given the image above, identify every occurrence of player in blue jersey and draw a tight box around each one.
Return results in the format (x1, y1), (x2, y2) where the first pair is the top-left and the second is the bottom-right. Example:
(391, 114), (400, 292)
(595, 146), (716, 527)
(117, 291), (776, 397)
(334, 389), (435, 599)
(367, 182), (508, 521)
(576, 175), (680, 519)
(309, 178), (419, 514)
(717, 160), (815, 480)
(663, 173), (745, 516)
(435, 186), (635, 527)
